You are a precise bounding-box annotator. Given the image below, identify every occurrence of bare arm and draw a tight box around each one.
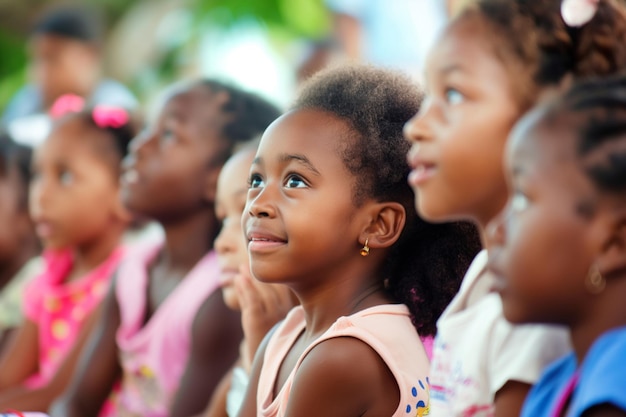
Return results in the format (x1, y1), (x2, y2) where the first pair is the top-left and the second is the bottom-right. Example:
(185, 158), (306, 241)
(201, 367), (233, 417)
(0, 303), (102, 412)
(169, 290), (243, 417)
(235, 324), (276, 417)
(0, 319), (39, 391)
(283, 337), (399, 417)
(493, 380), (531, 417)
(50, 278), (122, 417)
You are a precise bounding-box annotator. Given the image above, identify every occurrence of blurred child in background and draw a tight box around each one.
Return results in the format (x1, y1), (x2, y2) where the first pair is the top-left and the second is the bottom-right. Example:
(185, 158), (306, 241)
(489, 74), (626, 417)
(0, 103), (136, 411)
(0, 133), (41, 352)
(52, 80), (281, 417)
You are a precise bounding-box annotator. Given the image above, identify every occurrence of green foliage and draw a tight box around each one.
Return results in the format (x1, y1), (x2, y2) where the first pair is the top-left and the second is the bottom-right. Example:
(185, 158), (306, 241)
(194, 0), (330, 38)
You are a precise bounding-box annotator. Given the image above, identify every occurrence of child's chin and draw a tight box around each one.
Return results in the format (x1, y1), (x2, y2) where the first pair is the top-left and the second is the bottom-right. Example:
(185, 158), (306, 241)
(222, 287), (240, 311)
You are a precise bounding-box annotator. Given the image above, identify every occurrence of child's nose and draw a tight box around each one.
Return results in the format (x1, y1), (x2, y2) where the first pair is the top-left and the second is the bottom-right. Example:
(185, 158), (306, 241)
(247, 187), (277, 219)
(486, 207), (508, 248)
(404, 100), (436, 144)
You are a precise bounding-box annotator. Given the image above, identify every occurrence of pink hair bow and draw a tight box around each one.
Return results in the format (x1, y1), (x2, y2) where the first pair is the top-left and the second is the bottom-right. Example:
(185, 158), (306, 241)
(49, 94), (85, 118)
(92, 105), (129, 129)
(561, 0), (600, 27)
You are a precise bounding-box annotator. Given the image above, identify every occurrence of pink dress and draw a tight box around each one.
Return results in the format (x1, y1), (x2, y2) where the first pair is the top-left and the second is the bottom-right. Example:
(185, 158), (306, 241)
(257, 304), (431, 417)
(22, 248), (124, 388)
(112, 242), (221, 417)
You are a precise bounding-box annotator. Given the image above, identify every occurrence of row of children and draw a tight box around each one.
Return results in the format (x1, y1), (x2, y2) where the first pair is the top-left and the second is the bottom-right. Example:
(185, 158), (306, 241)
(1, 0), (626, 416)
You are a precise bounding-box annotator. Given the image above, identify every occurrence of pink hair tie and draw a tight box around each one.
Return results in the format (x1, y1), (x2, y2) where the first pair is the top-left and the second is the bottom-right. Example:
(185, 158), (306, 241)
(561, 0), (600, 27)
(49, 94), (85, 118)
(92, 105), (130, 129)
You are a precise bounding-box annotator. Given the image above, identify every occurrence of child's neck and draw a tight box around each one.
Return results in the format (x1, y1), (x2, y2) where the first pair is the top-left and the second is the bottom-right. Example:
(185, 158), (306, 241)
(296, 264), (391, 337)
(0, 238), (39, 291)
(157, 209), (219, 271)
(69, 222), (125, 282)
(570, 276), (626, 364)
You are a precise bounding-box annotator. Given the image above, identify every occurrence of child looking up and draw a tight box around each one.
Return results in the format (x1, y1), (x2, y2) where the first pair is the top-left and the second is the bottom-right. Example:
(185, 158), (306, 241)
(489, 74), (626, 417)
(0, 105), (136, 411)
(52, 80), (282, 417)
(236, 65), (481, 417)
(404, 0), (626, 415)
(0, 135), (41, 351)
(203, 142), (297, 417)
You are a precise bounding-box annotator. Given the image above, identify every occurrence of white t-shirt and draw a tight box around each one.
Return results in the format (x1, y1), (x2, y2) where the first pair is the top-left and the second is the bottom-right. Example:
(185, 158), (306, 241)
(429, 250), (571, 416)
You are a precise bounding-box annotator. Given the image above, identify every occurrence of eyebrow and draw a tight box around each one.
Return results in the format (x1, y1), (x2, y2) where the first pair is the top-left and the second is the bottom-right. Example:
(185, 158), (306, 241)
(252, 154), (321, 176)
(440, 63), (464, 76)
(279, 153), (321, 176)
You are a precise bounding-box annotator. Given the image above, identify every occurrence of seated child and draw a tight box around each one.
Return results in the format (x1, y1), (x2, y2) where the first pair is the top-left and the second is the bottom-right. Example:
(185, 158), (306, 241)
(236, 65), (481, 417)
(489, 75), (626, 417)
(52, 80), (282, 417)
(0, 104), (136, 411)
(0, 134), (41, 352)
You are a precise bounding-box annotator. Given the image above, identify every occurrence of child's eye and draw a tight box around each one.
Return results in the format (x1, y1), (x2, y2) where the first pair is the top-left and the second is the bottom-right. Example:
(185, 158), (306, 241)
(248, 174), (264, 189)
(159, 129), (175, 143)
(285, 174), (307, 189)
(511, 191), (529, 212)
(445, 88), (464, 105)
(59, 170), (74, 186)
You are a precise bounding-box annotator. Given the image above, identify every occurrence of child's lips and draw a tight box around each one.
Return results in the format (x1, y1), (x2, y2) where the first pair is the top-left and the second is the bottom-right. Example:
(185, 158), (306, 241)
(408, 164), (437, 187)
(35, 220), (54, 239)
(246, 229), (288, 252)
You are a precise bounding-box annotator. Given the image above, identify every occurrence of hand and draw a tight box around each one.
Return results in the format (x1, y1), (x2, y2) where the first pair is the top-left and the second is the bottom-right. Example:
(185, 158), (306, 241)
(234, 267), (296, 371)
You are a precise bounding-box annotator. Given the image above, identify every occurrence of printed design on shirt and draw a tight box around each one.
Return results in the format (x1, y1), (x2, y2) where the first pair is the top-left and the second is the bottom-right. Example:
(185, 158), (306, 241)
(430, 340), (493, 416)
(405, 378), (429, 416)
(117, 361), (163, 413)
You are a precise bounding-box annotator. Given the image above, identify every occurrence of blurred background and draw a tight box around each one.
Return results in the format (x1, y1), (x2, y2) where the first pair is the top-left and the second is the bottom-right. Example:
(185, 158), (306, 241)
(0, 0), (335, 112)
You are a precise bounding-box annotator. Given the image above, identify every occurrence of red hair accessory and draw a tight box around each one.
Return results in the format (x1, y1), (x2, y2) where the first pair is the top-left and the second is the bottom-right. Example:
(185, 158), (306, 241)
(49, 94), (85, 118)
(561, 0), (600, 27)
(92, 105), (130, 129)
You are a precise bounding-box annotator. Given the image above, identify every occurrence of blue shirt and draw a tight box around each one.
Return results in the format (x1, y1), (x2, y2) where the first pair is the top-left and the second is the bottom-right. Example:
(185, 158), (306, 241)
(522, 326), (626, 417)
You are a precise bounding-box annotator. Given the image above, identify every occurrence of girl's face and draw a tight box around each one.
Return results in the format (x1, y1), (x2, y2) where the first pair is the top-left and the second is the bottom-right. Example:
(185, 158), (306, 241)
(215, 148), (255, 310)
(30, 118), (122, 250)
(488, 113), (602, 325)
(242, 110), (367, 288)
(121, 86), (229, 220)
(404, 18), (521, 227)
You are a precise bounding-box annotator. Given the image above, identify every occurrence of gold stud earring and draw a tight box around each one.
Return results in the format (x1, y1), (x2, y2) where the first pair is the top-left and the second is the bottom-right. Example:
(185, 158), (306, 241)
(585, 265), (606, 295)
(360, 238), (370, 257)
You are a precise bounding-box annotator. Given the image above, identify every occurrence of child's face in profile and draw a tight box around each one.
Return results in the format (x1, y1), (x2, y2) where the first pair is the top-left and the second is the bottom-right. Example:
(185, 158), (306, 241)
(30, 117), (122, 250)
(404, 17), (521, 227)
(121, 85), (230, 220)
(215, 148), (256, 310)
(487, 111), (600, 325)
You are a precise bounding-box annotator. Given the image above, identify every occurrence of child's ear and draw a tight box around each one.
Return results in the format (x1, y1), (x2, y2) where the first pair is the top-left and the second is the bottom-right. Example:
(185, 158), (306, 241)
(361, 202), (406, 249)
(597, 212), (626, 279)
(202, 165), (223, 204)
(113, 193), (133, 224)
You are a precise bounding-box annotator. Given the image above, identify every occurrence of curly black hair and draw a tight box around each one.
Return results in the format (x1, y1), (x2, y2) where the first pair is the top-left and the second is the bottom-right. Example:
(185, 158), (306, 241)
(53, 107), (139, 178)
(197, 79), (282, 165)
(541, 75), (626, 196)
(293, 65), (482, 336)
(0, 131), (33, 210)
(456, 0), (626, 110)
